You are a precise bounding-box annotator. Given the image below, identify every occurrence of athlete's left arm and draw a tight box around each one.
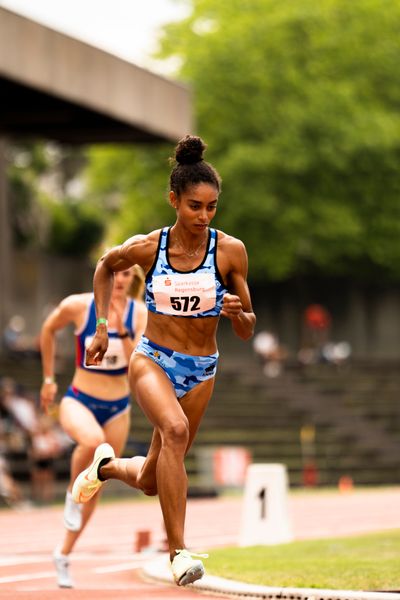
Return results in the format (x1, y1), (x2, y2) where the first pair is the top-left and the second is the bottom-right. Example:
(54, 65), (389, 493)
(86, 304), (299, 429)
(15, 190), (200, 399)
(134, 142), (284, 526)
(221, 238), (256, 341)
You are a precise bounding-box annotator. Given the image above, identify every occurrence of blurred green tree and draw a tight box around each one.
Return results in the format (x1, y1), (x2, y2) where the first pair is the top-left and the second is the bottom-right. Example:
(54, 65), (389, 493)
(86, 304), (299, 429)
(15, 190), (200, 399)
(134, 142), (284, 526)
(156, 0), (400, 281)
(8, 144), (48, 248)
(8, 143), (105, 258)
(42, 198), (105, 257)
(84, 144), (172, 245)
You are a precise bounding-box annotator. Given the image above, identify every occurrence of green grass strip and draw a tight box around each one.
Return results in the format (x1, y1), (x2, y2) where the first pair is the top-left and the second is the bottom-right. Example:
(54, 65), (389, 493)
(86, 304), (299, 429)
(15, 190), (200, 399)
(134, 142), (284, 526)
(206, 529), (400, 591)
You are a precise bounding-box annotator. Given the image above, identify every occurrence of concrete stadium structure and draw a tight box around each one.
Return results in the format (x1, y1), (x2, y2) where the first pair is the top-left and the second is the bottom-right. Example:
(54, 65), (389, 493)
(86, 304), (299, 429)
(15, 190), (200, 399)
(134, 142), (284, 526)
(0, 6), (193, 339)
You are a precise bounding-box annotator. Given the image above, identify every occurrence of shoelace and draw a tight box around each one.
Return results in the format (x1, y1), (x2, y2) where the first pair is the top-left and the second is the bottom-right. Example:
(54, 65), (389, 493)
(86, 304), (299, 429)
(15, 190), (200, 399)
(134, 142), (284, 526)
(175, 549), (209, 559)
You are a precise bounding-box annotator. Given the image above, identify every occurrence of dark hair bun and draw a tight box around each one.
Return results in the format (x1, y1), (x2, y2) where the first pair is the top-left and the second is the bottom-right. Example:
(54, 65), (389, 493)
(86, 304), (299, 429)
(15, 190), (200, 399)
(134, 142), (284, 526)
(175, 135), (206, 165)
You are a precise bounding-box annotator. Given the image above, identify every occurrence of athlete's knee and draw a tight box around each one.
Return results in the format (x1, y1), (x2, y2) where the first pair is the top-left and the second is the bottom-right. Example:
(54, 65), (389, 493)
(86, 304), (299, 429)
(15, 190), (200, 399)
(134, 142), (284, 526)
(142, 485), (158, 496)
(81, 430), (106, 449)
(162, 418), (189, 447)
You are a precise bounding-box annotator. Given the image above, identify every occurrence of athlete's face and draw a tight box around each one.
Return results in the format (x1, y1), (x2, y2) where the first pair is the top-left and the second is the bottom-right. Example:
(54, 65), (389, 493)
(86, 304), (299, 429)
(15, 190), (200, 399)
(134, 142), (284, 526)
(112, 268), (135, 298)
(170, 183), (219, 232)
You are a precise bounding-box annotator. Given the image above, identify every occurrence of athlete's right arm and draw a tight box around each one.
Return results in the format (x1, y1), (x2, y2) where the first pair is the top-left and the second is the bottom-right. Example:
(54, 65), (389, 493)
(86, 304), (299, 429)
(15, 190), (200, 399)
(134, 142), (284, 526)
(40, 295), (86, 413)
(86, 235), (150, 366)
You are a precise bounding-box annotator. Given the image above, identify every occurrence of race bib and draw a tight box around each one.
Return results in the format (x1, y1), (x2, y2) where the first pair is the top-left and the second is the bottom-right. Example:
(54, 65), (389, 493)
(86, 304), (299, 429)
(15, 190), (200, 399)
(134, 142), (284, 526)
(84, 336), (128, 370)
(153, 273), (216, 316)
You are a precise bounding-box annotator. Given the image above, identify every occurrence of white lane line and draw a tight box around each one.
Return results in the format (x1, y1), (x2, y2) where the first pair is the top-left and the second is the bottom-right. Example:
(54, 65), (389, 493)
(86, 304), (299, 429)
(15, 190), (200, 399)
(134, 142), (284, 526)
(93, 561), (145, 574)
(0, 551), (162, 584)
(0, 552), (144, 567)
(0, 571), (55, 584)
(0, 556), (51, 567)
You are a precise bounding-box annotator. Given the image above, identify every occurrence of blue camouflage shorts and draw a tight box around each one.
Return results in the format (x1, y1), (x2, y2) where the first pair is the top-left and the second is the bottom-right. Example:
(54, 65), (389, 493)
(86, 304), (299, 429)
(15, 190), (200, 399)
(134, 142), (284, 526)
(135, 335), (219, 399)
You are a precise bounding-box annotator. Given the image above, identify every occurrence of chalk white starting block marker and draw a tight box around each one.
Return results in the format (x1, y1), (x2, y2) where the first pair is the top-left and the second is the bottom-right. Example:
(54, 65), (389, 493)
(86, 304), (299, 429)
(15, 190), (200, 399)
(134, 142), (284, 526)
(239, 463), (293, 546)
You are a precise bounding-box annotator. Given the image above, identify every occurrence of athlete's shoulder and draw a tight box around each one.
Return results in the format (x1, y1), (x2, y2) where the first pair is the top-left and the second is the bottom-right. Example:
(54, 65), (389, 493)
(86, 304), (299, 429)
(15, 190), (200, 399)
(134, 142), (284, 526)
(57, 292), (92, 319)
(119, 229), (164, 273)
(215, 230), (246, 252)
(146, 228), (165, 243)
(121, 229), (162, 254)
(215, 230), (248, 276)
(60, 292), (92, 307)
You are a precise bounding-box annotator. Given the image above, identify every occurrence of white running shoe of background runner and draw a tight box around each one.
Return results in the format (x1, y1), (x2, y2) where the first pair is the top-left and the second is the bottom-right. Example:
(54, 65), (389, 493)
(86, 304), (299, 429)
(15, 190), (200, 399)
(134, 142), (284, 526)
(72, 443), (115, 503)
(171, 549), (208, 586)
(63, 490), (82, 531)
(53, 547), (73, 588)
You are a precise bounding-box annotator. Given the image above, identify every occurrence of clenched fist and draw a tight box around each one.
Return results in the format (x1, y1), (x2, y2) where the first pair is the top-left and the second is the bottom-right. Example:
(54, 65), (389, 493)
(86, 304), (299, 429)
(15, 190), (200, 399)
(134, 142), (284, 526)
(220, 293), (243, 320)
(86, 327), (109, 366)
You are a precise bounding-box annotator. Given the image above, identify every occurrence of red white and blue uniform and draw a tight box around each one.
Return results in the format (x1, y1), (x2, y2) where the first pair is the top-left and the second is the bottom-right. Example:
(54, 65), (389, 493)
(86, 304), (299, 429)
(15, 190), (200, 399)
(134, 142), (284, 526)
(75, 296), (135, 375)
(64, 296), (136, 426)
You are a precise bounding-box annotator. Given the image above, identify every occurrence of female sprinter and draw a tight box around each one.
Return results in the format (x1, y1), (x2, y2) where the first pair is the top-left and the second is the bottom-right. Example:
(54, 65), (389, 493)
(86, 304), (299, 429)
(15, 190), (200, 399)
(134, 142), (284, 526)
(72, 135), (256, 586)
(40, 265), (147, 587)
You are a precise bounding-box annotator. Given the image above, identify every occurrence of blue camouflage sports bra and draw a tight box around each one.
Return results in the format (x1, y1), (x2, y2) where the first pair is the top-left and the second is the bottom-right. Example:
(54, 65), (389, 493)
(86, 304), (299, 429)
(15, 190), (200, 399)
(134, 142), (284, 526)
(145, 227), (228, 318)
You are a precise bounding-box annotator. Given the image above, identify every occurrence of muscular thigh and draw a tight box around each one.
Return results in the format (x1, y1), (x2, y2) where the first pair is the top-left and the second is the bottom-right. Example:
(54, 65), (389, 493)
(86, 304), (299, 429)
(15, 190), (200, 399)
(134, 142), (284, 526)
(103, 410), (131, 457)
(130, 353), (186, 429)
(59, 396), (103, 445)
(131, 352), (214, 445)
(180, 377), (215, 450)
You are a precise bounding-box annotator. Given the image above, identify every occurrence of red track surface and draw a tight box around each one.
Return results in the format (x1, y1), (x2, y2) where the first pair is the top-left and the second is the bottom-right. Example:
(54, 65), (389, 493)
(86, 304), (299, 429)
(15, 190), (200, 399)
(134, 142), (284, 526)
(1, 488), (400, 599)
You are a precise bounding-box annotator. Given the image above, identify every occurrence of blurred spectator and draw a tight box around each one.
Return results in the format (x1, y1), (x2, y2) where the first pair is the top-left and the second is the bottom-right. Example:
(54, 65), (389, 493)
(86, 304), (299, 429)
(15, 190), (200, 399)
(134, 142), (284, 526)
(253, 330), (288, 377)
(0, 455), (23, 507)
(0, 412), (23, 507)
(298, 304), (351, 366)
(30, 414), (62, 504)
(0, 378), (37, 435)
(298, 304), (331, 365)
(2, 315), (40, 360)
(0, 377), (73, 505)
(321, 341), (351, 365)
(304, 304), (331, 345)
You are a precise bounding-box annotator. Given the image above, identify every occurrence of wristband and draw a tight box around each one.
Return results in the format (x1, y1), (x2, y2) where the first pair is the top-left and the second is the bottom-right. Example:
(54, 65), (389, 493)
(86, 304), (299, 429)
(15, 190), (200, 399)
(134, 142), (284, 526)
(43, 376), (55, 385)
(96, 318), (108, 327)
(118, 331), (130, 339)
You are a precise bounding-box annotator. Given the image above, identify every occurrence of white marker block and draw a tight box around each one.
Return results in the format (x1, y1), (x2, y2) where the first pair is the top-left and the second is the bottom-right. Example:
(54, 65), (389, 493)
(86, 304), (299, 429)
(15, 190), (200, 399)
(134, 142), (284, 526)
(239, 463), (293, 546)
